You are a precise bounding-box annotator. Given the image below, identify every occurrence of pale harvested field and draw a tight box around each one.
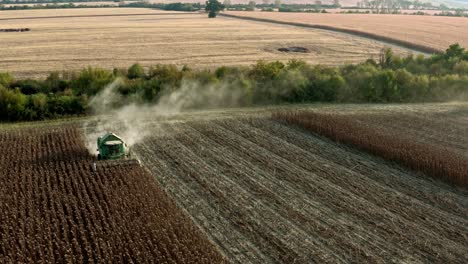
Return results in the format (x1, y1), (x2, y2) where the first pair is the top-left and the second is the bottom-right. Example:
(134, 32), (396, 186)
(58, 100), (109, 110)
(224, 11), (468, 52)
(0, 8), (411, 78)
(2, 2), (120, 7)
(149, 0), (468, 8)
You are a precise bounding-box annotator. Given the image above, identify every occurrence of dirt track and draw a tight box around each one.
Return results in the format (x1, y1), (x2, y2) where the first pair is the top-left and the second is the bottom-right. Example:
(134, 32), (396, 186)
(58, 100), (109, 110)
(134, 116), (468, 263)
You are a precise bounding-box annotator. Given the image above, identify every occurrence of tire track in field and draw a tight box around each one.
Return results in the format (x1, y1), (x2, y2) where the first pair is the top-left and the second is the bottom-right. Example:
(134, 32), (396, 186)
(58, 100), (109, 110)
(206, 119), (467, 262)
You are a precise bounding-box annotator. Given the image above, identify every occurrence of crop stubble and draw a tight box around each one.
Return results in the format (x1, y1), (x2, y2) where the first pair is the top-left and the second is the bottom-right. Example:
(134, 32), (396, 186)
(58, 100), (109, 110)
(134, 115), (468, 263)
(223, 11), (468, 53)
(0, 8), (410, 78)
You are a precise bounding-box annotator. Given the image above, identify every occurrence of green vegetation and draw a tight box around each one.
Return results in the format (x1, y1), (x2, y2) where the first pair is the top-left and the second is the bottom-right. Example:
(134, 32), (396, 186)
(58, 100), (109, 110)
(205, 0), (225, 18)
(1, 44), (468, 122)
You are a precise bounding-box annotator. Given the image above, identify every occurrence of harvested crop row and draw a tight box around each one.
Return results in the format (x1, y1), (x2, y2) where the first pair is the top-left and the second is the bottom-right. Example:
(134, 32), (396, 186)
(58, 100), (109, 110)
(272, 111), (468, 188)
(135, 117), (468, 263)
(0, 126), (225, 263)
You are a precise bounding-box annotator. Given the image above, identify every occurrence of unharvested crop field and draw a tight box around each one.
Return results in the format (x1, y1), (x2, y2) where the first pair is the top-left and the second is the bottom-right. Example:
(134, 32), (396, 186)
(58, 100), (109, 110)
(0, 125), (225, 262)
(224, 11), (468, 52)
(0, 8), (411, 78)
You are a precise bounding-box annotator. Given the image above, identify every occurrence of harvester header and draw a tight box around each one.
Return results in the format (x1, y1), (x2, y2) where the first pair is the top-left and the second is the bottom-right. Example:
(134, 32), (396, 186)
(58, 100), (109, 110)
(93, 132), (140, 172)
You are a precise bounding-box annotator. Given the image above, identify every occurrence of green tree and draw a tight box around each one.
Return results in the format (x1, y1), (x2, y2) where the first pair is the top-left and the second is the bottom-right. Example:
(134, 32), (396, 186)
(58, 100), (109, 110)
(31, 93), (48, 119)
(72, 67), (114, 95)
(445, 43), (465, 59)
(205, 0), (225, 18)
(0, 72), (13, 88)
(0, 86), (28, 121)
(127, 63), (146, 79)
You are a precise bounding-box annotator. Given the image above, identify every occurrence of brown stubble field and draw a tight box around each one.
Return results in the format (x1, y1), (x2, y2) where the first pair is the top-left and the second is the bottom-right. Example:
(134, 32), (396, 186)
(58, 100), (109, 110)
(223, 11), (468, 52)
(0, 8), (411, 78)
(130, 103), (468, 263)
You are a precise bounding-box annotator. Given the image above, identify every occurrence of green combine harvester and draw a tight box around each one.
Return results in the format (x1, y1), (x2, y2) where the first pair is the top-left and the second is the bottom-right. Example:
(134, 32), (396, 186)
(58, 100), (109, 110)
(93, 132), (140, 172)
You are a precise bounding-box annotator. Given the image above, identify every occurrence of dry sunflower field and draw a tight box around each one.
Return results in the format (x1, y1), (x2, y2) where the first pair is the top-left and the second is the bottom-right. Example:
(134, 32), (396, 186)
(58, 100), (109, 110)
(0, 8), (412, 78)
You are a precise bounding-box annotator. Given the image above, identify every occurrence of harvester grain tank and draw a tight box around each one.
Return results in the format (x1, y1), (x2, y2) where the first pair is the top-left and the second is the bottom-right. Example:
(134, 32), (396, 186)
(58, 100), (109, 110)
(97, 132), (130, 160)
(93, 132), (140, 172)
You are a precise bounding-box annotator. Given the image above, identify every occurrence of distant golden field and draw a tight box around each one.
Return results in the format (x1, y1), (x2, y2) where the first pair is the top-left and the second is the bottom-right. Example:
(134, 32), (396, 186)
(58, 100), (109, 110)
(0, 8), (410, 78)
(224, 11), (468, 52)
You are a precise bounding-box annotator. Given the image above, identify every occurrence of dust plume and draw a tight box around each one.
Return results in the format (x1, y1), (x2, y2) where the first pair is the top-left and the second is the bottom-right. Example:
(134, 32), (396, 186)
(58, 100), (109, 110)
(82, 78), (247, 155)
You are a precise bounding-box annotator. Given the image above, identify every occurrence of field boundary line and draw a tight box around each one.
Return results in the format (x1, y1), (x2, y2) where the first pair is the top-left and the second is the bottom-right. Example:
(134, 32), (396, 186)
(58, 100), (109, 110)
(0, 12), (195, 21)
(220, 13), (440, 54)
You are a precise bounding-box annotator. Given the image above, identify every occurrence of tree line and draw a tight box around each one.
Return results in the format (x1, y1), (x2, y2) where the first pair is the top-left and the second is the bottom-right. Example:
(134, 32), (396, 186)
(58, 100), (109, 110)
(1, 44), (468, 122)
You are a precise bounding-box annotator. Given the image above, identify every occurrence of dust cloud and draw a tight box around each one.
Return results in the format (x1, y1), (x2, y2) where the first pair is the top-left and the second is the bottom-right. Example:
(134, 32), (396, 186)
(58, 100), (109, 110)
(82, 78), (247, 155)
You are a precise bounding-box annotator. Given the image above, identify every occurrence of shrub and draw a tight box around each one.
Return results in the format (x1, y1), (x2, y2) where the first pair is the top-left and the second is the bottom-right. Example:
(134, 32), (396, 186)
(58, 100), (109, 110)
(0, 72), (13, 88)
(127, 63), (146, 79)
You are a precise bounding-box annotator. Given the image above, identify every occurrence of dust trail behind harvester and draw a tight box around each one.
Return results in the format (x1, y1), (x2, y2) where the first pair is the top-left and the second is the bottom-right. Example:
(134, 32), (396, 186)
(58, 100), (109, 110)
(82, 77), (247, 155)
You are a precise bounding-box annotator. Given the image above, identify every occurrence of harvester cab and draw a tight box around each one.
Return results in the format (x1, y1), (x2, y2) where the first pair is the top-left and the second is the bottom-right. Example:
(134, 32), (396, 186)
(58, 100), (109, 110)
(97, 133), (129, 160)
(93, 132), (140, 172)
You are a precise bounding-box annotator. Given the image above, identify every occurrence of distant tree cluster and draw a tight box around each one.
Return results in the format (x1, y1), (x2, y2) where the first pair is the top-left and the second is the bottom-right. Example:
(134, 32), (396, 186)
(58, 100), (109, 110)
(355, 0), (440, 13)
(1, 44), (468, 122)
(205, 0), (225, 17)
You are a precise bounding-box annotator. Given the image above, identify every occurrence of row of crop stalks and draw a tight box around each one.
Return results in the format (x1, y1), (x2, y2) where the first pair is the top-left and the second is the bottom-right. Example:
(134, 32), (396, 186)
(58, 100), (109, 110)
(273, 111), (468, 188)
